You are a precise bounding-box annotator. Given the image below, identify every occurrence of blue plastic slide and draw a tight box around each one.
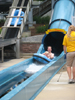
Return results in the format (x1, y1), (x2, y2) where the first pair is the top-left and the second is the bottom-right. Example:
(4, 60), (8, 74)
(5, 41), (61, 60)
(35, 0), (74, 63)
(10, 10), (24, 26)
(42, 0), (74, 56)
(0, 0), (75, 99)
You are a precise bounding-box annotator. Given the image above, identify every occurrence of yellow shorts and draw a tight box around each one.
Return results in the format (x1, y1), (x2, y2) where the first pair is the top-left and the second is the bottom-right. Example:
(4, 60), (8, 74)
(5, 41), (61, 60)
(66, 52), (75, 67)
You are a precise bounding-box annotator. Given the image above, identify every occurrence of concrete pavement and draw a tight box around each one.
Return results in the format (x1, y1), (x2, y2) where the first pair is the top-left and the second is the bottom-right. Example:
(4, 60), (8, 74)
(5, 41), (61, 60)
(35, 83), (75, 100)
(34, 65), (75, 100)
(0, 58), (25, 71)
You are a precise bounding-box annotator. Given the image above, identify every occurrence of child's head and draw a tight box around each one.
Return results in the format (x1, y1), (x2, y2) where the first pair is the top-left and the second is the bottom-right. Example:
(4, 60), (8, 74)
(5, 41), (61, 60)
(47, 46), (52, 52)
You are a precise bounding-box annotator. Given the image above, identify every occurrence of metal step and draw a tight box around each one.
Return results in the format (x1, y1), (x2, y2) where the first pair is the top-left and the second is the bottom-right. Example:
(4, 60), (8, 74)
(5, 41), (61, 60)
(10, 6), (27, 9)
(33, 0), (51, 16)
(2, 26), (20, 28)
(6, 16), (24, 18)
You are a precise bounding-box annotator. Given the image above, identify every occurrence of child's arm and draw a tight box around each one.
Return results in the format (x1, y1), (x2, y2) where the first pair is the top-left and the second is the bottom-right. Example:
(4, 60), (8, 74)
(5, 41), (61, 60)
(43, 52), (46, 55)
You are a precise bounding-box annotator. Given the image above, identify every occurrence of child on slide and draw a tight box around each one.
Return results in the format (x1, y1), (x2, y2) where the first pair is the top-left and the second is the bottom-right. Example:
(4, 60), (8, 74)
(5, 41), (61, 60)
(43, 46), (54, 59)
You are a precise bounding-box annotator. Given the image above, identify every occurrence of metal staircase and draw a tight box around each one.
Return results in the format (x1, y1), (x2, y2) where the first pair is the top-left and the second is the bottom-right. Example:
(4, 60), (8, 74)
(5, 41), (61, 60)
(33, 0), (51, 16)
(1, 0), (32, 39)
(0, 0), (32, 62)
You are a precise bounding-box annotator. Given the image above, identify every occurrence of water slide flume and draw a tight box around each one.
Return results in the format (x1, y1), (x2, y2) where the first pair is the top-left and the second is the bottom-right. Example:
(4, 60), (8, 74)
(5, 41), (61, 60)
(0, 0), (75, 99)
(32, 28), (66, 64)
(0, 52), (65, 100)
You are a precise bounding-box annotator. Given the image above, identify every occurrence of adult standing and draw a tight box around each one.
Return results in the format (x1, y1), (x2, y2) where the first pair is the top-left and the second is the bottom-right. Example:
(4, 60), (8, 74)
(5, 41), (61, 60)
(63, 25), (75, 83)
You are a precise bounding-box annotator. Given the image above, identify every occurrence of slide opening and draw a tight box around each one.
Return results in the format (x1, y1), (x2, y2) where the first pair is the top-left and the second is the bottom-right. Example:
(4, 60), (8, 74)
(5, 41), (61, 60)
(43, 31), (65, 56)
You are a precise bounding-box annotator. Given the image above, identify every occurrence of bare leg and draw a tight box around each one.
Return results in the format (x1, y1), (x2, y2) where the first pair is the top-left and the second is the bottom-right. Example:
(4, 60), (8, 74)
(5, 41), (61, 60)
(67, 67), (71, 79)
(73, 67), (75, 80)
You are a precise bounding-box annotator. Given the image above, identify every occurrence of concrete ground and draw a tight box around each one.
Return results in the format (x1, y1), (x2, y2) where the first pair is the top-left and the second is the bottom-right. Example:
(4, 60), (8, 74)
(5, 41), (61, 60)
(0, 58), (25, 71)
(35, 65), (75, 100)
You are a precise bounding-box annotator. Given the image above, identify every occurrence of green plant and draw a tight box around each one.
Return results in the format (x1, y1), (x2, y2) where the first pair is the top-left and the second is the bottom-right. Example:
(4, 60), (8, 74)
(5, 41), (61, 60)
(33, 16), (50, 24)
(0, 19), (5, 23)
(36, 24), (48, 33)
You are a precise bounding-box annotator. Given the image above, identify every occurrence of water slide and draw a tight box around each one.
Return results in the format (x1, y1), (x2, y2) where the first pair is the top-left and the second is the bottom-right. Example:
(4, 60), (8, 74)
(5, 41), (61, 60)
(0, 0), (75, 99)
(42, 0), (75, 56)
(1, 0), (29, 39)
(0, 0), (31, 62)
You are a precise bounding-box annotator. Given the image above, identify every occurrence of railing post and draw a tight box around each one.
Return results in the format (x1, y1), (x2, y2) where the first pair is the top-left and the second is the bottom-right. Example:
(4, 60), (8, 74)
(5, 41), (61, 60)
(49, 0), (55, 24)
(28, 8), (33, 27)
(0, 47), (4, 62)
(2, 47), (4, 62)
(16, 39), (20, 58)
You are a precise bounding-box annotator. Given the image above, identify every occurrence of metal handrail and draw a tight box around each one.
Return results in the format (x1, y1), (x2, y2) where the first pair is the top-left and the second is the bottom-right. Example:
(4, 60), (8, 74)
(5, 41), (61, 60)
(17, 0), (32, 38)
(10, 6), (27, 9)
(49, 0), (55, 24)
